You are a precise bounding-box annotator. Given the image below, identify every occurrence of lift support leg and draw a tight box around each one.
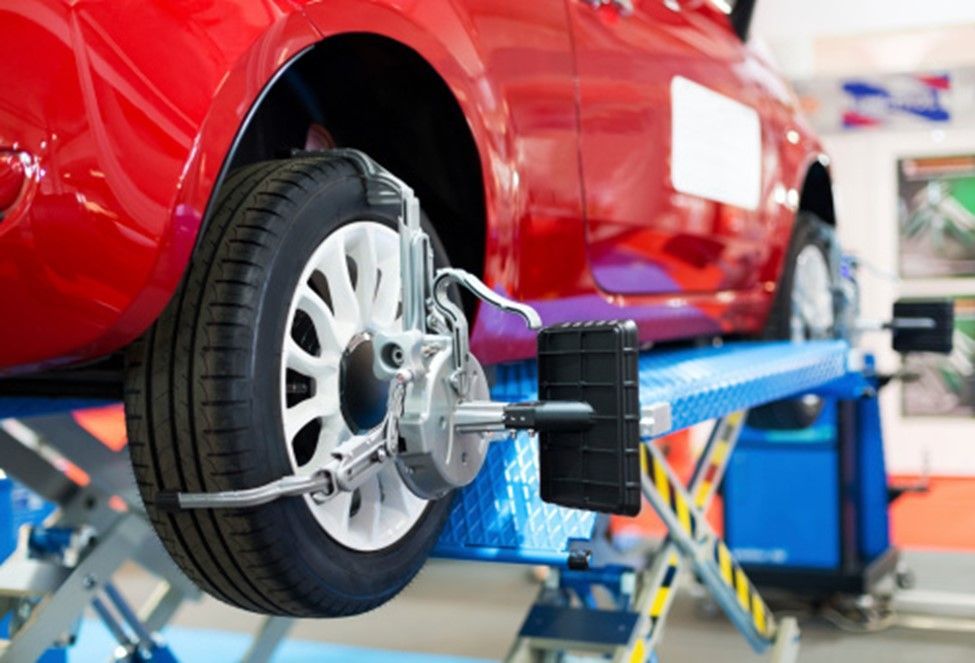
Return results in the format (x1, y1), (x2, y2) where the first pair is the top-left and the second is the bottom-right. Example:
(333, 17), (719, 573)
(506, 410), (799, 663)
(633, 411), (799, 661)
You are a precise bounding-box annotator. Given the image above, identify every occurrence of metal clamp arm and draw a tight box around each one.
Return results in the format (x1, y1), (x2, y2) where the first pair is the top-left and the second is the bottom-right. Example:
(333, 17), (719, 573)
(156, 473), (332, 511)
(433, 268), (542, 330)
(156, 425), (389, 511)
(432, 268), (542, 395)
(156, 374), (413, 511)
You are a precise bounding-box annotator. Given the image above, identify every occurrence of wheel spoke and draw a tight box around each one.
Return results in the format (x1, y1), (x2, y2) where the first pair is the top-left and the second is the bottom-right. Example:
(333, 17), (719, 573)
(322, 490), (353, 533)
(380, 463), (422, 516)
(284, 393), (337, 442)
(348, 225), (379, 324)
(285, 337), (334, 377)
(300, 413), (347, 471)
(354, 476), (384, 541)
(297, 285), (349, 354)
(319, 232), (361, 326)
(373, 254), (401, 327)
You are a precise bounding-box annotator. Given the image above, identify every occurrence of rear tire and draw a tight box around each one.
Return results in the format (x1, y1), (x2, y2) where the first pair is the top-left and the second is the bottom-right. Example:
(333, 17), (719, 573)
(125, 155), (453, 617)
(747, 212), (839, 430)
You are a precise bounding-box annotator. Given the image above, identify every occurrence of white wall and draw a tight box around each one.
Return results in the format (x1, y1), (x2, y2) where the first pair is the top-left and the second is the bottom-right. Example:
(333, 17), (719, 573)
(751, 6), (975, 476)
(754, 0), (975, 39)
(826, 128), (975, 476)
(753, 1), (975, 78)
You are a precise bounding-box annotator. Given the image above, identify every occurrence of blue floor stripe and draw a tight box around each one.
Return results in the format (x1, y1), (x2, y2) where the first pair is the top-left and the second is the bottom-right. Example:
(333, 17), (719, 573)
(70, 620), (491, 663)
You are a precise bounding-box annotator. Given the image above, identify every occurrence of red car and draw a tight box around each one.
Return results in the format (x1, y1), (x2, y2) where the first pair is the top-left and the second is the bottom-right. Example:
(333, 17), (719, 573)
(0, 0), (839, 616)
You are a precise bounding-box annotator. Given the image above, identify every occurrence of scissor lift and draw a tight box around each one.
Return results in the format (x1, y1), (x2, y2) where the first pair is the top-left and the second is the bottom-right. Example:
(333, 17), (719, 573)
(435, 338), (869, 662)
(0, 339), (900, 662)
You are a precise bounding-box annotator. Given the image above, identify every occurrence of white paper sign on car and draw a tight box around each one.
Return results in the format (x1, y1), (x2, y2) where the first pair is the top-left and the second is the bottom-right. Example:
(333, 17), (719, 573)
(670, 76), (761, 211)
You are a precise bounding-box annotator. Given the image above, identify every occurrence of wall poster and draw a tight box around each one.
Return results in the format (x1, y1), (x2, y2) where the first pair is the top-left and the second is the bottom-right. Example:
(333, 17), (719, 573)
(898, 155), (975, 278)
(902, 296), (975, 417)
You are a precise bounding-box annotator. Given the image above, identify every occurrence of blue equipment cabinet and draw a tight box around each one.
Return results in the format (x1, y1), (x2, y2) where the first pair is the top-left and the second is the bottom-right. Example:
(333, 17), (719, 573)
(725, 401), (842, 571)
(724, 360), (897, 595)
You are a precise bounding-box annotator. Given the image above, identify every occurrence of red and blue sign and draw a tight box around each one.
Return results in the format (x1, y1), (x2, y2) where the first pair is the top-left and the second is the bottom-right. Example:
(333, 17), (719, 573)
(795, 69), (975, 133)
(842, 73), (951, 128)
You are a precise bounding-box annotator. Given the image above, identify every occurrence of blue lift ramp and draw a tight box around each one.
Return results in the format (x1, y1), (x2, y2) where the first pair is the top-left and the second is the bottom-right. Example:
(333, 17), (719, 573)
(434, 339), (855, 566)
(435, 339), (864, 662)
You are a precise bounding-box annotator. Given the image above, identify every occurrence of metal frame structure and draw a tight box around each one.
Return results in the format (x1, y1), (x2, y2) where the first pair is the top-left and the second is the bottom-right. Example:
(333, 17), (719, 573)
(505, 410), (800, 663)
(0, 414), (287, 663)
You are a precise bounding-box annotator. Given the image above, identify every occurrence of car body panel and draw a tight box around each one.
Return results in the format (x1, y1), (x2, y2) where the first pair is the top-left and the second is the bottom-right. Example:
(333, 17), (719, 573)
(571, 1), (769, 296)
(0, 0), (826, 374)
(0, 0), (318, 373)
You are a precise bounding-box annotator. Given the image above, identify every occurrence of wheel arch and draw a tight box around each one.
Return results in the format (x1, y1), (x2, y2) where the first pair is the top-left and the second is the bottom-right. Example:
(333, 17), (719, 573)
(115, 11), (498, 366)
(218, 33), (488, 303)
(0, 4), (499, 375)
(797, 156), (837, 227)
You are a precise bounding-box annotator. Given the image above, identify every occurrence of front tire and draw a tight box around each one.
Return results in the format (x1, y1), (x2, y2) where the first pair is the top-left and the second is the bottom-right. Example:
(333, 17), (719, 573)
(125, 156), (453, 617)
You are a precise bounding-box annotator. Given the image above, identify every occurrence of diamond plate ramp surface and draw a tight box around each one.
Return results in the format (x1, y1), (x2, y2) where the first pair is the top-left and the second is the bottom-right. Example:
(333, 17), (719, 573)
(637, 340), (850, 432)
(434, 340), (850, 565)
(433, 360), (598, 565)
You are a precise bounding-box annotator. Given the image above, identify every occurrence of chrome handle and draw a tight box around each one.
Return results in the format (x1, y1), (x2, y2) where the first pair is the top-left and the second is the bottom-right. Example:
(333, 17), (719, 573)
(432, 267), (542, 394)
(434, 268), (542, 331)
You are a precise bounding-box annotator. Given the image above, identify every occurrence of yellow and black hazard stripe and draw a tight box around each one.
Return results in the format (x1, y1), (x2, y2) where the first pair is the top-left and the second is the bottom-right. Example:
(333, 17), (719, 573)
(629, 553), (680, 663)
(629, 552), (680, 663)
(692, 411), (743, 509)
(642, 446), (697, 538)
(648, 552), (680, 629)
(713, 539), (774, 639)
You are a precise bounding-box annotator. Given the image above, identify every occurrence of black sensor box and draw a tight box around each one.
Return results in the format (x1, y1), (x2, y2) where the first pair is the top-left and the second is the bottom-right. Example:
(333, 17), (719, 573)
(536, 320), (642, 516)
(892, 299), (954, 354)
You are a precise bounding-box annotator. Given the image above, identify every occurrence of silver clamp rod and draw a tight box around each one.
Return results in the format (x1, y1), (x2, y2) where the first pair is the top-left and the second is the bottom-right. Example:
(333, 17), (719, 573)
(162, 473), (332, 510)
(453, 400), (596, 435)
(453, 401), (506, 434)
(434, 268), (542, 330)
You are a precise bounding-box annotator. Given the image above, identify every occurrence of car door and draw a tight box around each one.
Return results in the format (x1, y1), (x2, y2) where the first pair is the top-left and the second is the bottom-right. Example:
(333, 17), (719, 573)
(566, 0), (769, 295)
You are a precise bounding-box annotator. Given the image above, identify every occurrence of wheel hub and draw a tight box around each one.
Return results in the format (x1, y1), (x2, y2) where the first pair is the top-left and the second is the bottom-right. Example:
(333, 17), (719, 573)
(789, 243), (835, 417)
(339, 333), (389, 433)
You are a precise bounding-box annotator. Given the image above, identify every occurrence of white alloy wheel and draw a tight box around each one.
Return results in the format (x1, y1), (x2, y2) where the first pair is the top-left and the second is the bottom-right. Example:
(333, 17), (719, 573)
(280, 221), (427, 551)
(790, 243), (835, 410)
(790, 244), (835, 342)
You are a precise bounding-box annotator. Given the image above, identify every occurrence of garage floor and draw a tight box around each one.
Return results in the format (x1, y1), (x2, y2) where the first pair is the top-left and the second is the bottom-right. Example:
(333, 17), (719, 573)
(70, 549), (975, 662)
